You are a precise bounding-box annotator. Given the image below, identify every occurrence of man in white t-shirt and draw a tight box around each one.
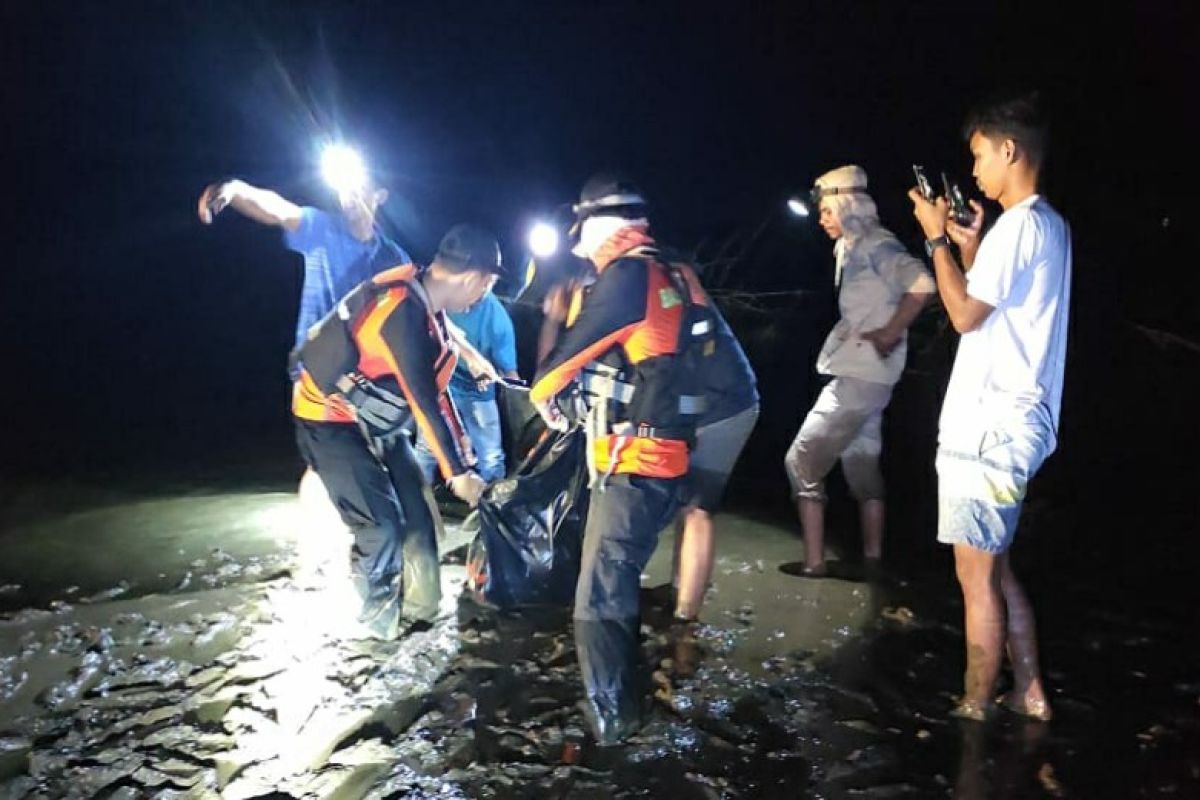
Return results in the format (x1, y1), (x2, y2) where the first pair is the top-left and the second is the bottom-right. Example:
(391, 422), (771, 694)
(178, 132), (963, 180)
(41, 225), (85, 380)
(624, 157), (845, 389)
(910, 92), (1071, 722)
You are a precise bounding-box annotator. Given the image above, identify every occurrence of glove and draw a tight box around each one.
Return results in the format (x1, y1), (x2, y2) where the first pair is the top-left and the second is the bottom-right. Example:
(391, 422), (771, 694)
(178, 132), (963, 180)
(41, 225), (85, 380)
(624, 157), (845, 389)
(534, 398), (569, 433)
(448, 471), (487, 508)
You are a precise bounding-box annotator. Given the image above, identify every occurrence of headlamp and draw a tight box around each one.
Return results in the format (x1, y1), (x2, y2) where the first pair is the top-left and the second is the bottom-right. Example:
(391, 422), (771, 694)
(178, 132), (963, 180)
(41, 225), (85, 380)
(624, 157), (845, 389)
(809, 184), (869, 206)
(528, 221), (560, 258)
(788, 185), (870, 219)
(786, 197), (810, 217)
(319, 144), (368, 197)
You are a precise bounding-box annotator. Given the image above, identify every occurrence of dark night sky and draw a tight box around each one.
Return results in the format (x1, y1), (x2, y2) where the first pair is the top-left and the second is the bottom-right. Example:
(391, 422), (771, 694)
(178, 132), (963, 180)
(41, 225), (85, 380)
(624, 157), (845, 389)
(1, 0), (1193, 478)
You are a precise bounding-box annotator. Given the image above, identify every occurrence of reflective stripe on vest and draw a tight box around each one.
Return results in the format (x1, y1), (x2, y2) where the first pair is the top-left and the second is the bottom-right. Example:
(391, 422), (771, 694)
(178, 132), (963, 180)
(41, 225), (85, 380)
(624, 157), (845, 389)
(579, 365), (707, 415)
(580, 367), (700, 412)
(581, 369), (635, 404)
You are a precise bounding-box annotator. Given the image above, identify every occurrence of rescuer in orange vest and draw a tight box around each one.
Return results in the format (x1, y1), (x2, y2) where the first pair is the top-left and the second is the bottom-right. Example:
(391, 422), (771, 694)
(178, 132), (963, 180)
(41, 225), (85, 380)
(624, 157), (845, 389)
(293, 224), (501, 638)
(531, 174), (717, 743)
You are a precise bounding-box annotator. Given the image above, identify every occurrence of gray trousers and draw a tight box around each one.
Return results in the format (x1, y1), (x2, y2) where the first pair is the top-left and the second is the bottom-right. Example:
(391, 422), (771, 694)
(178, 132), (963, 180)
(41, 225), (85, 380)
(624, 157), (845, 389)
(784, 376), (893, 503)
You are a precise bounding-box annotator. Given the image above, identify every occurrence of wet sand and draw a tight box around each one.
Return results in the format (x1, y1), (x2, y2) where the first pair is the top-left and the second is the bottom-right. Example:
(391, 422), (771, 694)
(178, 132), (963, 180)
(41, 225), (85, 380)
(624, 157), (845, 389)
(2, 477), (1197, 798)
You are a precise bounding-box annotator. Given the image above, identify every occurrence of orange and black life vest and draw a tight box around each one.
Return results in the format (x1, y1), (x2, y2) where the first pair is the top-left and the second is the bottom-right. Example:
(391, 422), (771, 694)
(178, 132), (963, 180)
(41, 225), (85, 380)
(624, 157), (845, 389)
(292, 264), (473, 481)
(530, 228), (717, 479)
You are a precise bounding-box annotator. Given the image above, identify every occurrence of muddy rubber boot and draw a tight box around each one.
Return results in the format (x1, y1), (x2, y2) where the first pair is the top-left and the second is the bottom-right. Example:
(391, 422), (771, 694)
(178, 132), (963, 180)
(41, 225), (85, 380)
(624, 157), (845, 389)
(363, 604), (401, 640)
(575, 617), (644, 745)
(358, 583), (402, 639)
(580, 693), (642, 746)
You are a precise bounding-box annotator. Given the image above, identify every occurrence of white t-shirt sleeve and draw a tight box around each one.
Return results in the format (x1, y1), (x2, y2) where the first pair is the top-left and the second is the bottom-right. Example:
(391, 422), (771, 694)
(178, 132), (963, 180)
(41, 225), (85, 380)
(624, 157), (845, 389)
(967, 210), (1040, 308)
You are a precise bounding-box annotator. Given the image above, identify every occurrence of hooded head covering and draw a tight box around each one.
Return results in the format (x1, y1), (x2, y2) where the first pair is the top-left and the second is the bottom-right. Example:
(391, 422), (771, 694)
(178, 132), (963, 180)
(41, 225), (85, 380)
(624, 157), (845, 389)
(813, 165), (880, 240)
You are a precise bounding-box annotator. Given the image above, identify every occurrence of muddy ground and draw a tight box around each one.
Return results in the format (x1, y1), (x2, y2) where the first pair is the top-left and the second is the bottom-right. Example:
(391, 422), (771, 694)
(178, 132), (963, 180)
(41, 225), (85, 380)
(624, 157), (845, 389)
(2, 325), (1199, 799)
(1, 475), (1197, 799)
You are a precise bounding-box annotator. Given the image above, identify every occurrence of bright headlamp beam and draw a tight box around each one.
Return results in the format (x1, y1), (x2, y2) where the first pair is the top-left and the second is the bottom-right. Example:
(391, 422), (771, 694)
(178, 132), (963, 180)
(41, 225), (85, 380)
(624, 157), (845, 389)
(787, 197), (810, 218)
(320, 144), (368, 196)
(528, 222), (560, 258)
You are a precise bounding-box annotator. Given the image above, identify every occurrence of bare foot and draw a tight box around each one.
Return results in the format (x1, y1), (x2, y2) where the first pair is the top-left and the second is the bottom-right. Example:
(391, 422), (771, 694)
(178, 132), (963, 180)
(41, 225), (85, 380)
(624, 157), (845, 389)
(951, 698), (994, 722)
(997, 688), (1053, 721)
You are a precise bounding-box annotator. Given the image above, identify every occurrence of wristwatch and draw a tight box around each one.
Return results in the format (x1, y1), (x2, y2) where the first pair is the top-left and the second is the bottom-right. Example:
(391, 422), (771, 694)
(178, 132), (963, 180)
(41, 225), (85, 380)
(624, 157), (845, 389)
(924, 235), (950, 257)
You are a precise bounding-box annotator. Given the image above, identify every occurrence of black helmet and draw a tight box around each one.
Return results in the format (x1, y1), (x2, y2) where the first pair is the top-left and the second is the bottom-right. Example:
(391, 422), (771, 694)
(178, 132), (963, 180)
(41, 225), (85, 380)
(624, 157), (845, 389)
(571, 172), (648, 230)
(435, 223), (503, 273)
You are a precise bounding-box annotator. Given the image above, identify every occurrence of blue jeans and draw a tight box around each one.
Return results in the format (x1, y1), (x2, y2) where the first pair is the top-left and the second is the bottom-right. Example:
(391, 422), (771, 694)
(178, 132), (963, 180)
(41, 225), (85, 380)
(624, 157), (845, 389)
(294, 419), (441, 629)
(416, 394), (506, 483)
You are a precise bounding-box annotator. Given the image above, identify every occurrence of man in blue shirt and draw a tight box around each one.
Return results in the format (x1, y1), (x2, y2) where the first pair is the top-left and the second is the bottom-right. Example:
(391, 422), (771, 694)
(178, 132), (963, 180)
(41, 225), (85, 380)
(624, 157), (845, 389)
(416, 289), (520, 483)
(198, 175), (423, 601)
(197, 176), (409, 369)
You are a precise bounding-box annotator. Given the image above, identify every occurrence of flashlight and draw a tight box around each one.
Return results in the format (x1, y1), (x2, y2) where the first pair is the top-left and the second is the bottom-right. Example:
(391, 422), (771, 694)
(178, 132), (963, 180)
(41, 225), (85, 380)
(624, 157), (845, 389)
(527, 221), (560, 258)
(319, 144), (368, 197)
(787, 196), (810, 218)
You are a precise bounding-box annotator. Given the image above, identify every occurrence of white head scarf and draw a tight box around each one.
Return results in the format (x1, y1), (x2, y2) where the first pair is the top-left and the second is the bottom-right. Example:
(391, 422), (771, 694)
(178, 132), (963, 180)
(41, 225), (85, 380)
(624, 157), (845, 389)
(815, 165), (880, 242)
(571, 215), (649, 259)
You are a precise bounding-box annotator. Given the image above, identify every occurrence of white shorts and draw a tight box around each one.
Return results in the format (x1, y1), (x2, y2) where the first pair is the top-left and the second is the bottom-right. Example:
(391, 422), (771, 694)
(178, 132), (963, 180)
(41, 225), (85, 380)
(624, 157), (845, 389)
(935, 421), (1052, 553)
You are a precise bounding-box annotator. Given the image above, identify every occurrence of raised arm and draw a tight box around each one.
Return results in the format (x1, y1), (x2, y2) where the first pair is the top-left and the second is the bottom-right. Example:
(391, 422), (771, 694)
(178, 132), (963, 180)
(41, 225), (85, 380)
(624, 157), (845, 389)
(197, 179), (303, 231)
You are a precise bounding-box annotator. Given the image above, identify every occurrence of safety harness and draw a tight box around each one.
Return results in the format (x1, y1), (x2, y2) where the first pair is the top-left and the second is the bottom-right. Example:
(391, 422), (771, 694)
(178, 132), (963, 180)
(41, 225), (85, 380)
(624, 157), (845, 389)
(577, 245), (716, 489)
(295, 268), (469, 463)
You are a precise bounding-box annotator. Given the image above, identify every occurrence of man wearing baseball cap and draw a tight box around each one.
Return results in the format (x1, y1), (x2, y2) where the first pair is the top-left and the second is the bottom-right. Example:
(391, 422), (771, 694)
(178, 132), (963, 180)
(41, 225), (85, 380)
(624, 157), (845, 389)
(292, 223), (502, 638)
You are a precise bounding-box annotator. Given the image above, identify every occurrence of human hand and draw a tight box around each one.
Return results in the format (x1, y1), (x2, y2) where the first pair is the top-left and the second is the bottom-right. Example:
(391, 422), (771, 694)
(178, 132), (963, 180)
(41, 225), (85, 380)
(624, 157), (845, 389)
(860, 327), (902, 358)
(448, 471), (487, 507)
(534, 398), (569, 432)
(470, 358), (502, 388)
(946, 199), (985, 263)
(907, 187), (949, 241)
(197, 180), (238, 224)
